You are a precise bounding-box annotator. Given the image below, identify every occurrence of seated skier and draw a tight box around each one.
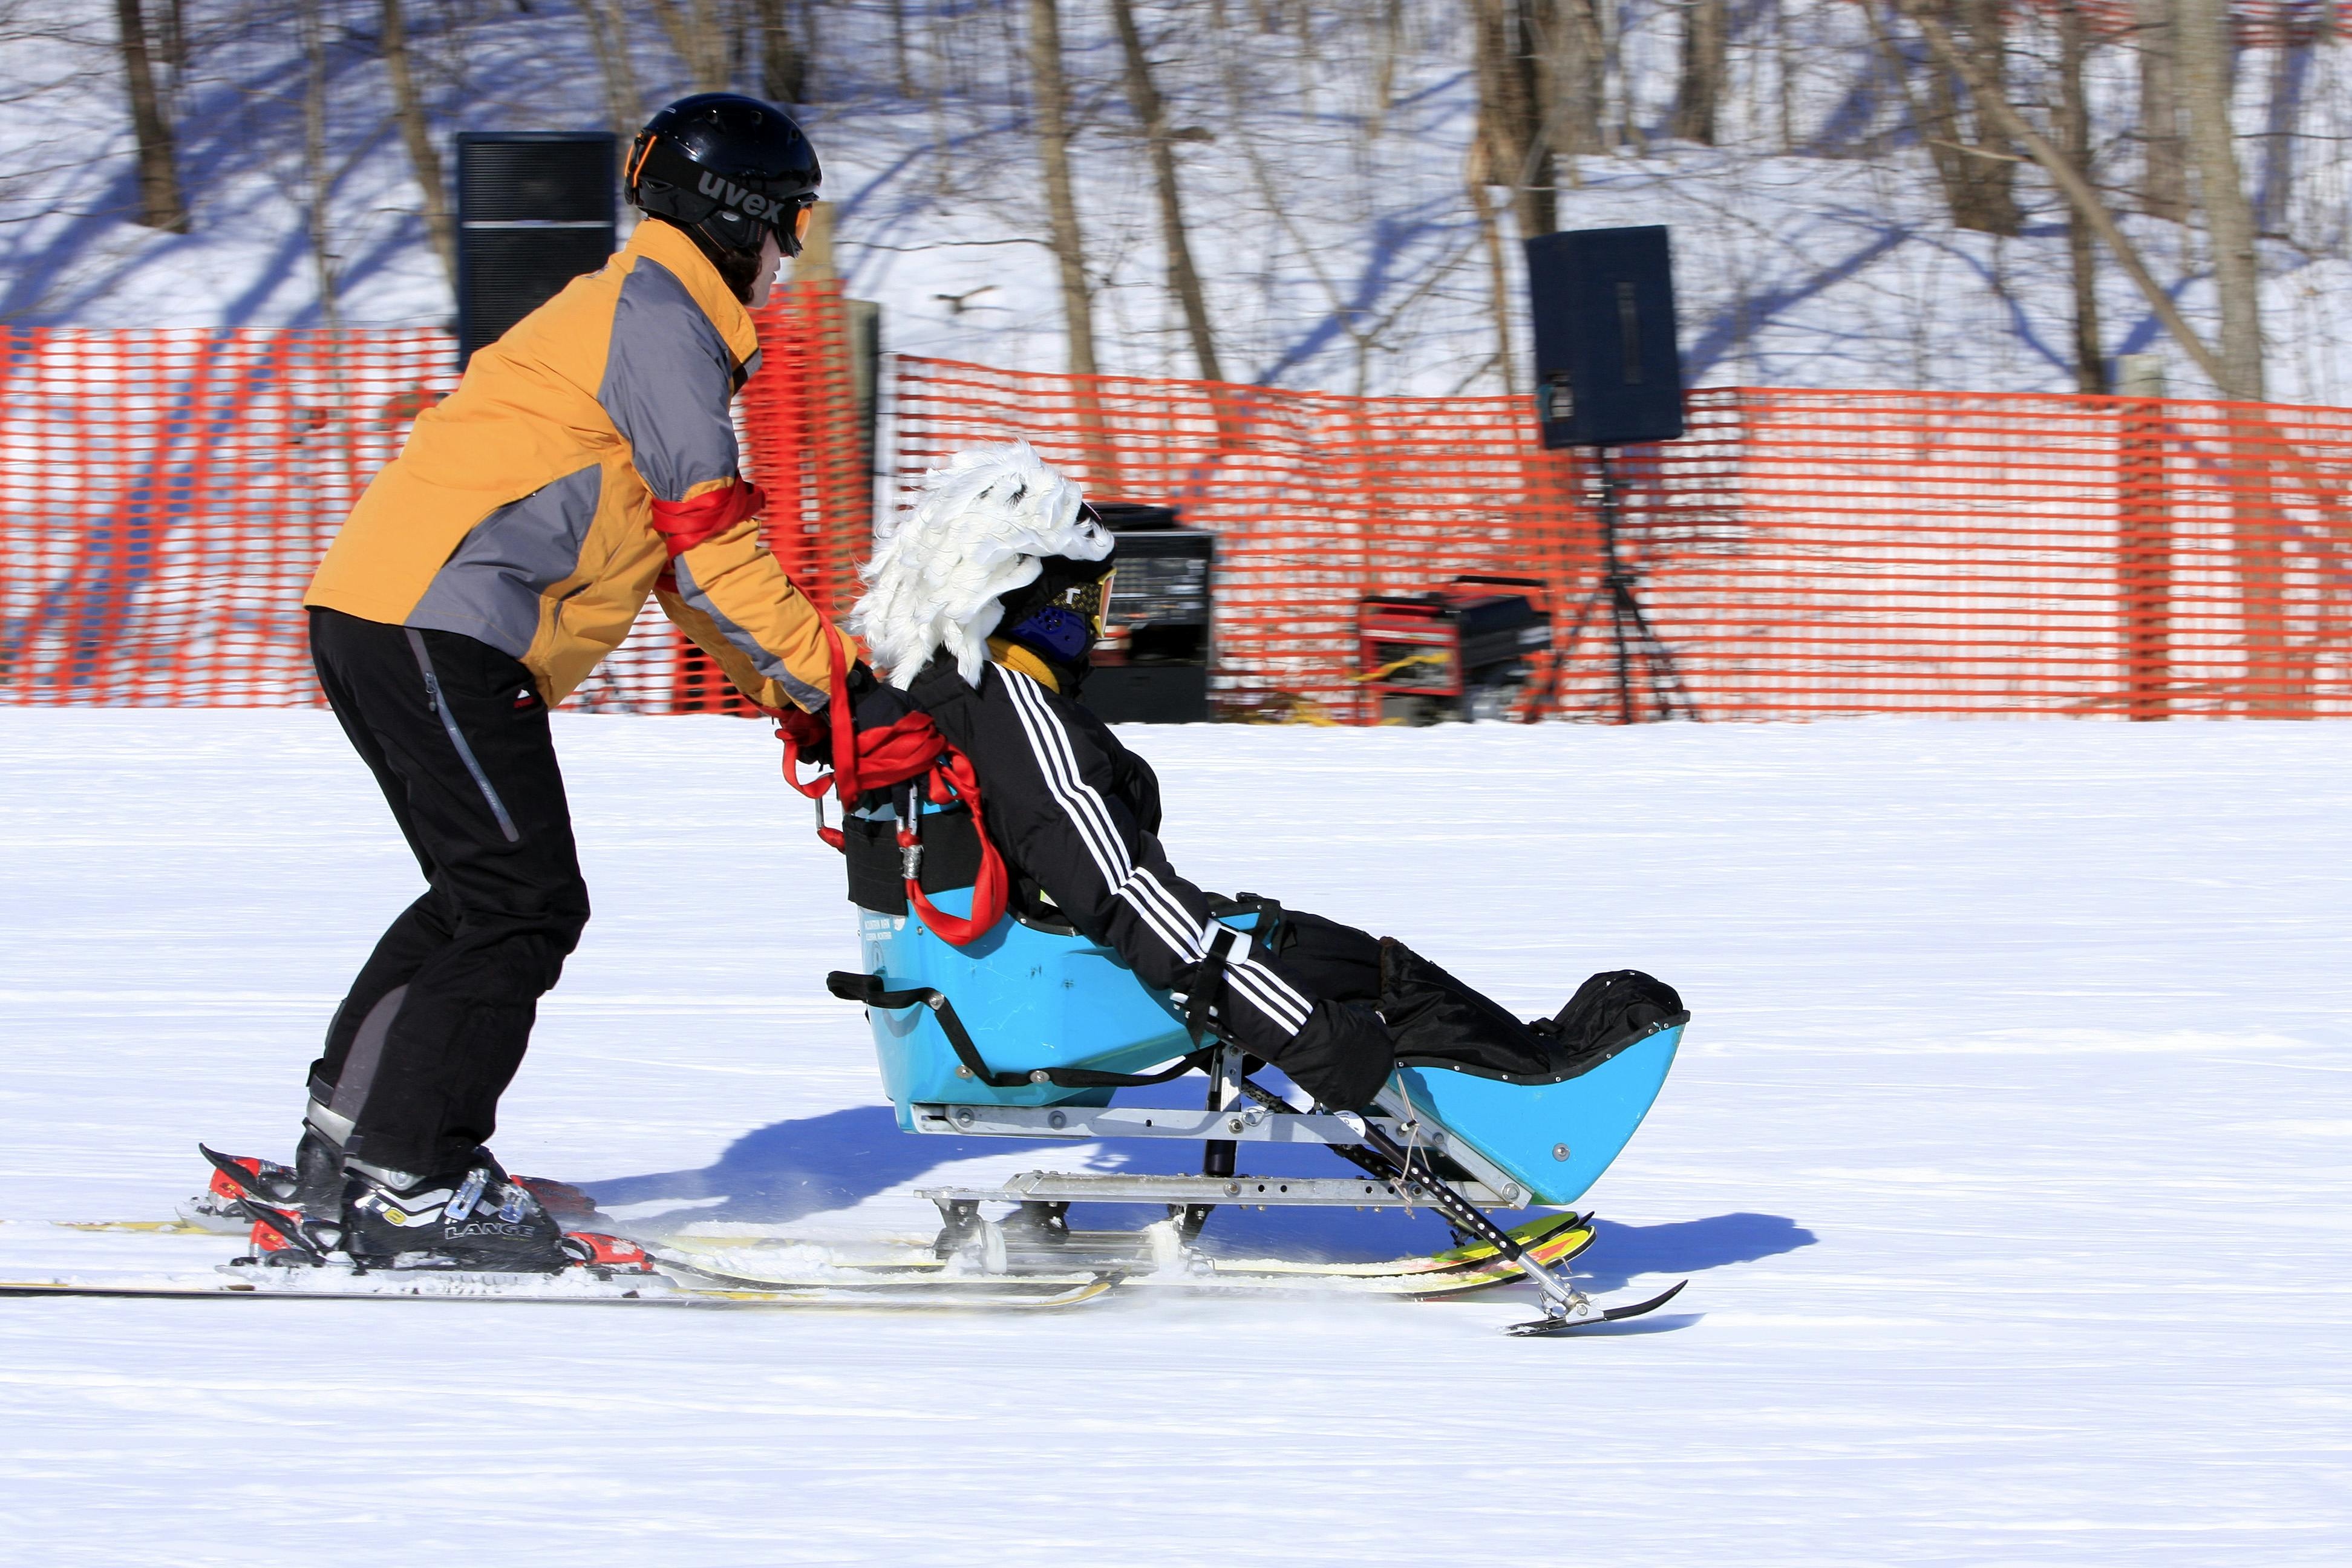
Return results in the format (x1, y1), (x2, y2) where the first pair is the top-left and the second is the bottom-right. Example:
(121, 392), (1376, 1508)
(814, 442), (1681, 1111)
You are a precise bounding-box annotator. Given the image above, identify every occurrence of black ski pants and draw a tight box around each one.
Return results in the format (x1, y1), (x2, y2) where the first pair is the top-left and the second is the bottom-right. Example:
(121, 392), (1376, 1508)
(307, 607), (590, 1175)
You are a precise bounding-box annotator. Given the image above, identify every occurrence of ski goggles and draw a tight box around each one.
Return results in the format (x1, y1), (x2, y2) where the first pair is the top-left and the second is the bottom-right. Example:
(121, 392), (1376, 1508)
(1064, 570), (1113, 642)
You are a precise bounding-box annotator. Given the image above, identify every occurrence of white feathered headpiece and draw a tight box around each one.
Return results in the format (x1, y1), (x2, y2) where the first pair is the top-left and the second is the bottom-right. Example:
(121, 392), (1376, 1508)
(851, 440), (1113, 688)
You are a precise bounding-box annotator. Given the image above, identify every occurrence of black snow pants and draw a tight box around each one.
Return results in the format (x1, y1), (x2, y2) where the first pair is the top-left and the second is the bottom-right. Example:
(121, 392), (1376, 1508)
(305, 607), (590, 1175)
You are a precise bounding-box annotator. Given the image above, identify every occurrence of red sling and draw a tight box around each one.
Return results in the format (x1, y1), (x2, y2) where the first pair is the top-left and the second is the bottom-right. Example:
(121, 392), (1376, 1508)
(774, 626), (1009, 946)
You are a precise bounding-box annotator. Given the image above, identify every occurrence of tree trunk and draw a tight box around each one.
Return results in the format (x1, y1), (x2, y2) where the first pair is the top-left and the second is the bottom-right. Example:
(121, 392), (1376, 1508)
(292, 0), (341, 332)
(1672, 0), (1729, 146)
(1952, 0), (2020, 234)
(889, 0), (911, 96)
(1468, 156), (1518, 396)
(1027, 0), (1097, 377)
(2178, 0), (2262, 400)
(1544, 0), (1605, 162)
(1902, 0), (2020, 235)
(2176, 0), (2285, 710)
(1773, 0), (1795, 152)
(2056, 0), (2105, 392)
(114, 0), (188, 233)
(2137, 0), (2189, 220)
(577, 0), (642, 141)
(1373, 0), (1403, 114)
(1915, 26), (1975, 211)
(648, 0), (731, 93)
(1109, 0), (1222, 384)
(1472, 0), (1553, 239)
(381, 0), (456, 289)
(160, 0), (187, 75)
(754, 0), (806, 103)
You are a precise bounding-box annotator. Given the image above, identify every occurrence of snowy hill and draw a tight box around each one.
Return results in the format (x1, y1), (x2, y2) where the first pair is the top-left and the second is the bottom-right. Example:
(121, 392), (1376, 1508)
(5, 1), (2351, 403)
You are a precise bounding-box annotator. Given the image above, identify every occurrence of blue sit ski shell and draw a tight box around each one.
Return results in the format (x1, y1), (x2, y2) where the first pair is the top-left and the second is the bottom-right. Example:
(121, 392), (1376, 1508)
(849, 806), (1680, 1205)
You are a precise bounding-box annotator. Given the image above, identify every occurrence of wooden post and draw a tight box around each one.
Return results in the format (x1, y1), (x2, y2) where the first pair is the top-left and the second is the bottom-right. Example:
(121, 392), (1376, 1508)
(2115, 354), (2171, 720)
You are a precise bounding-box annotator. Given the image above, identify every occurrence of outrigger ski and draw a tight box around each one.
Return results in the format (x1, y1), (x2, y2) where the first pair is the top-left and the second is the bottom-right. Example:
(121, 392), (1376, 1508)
(1506, 1277), (1690, 1336)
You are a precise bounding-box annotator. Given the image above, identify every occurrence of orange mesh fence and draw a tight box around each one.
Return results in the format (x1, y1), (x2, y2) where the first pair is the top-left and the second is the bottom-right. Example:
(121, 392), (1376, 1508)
(0, 283), (866, 712)
(5, 323), (2346, 720)
(0, 327), (447, 705)
(892, 360), (2352, 720)
(1617, 389), (2352, 719)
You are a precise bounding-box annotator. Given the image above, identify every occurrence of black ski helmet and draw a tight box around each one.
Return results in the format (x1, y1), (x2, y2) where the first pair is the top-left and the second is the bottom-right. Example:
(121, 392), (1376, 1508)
(626, 93), (822, 263)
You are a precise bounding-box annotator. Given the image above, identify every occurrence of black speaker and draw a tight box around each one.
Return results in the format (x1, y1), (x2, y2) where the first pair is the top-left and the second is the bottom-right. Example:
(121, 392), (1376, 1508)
(1523, 225), (1684, 449)
(454, 132), (618, 369)
(1080, 503), (1214, 725)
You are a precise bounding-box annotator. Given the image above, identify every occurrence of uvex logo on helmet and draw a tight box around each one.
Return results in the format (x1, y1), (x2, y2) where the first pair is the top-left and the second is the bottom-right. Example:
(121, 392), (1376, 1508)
(699, 171), (789, 223)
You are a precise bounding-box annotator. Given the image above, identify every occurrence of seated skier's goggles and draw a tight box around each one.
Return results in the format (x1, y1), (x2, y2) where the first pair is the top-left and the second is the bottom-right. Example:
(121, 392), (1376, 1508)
(1063, 570), (1112, 642)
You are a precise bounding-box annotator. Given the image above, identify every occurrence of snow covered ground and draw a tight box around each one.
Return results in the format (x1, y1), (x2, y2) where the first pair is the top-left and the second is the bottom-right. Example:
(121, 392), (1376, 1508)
(1, 708), (2347, 1566)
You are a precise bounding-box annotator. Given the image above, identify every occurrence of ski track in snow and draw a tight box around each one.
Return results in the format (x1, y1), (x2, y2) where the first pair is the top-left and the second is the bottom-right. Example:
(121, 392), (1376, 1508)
(1, 710), (2346, 1567)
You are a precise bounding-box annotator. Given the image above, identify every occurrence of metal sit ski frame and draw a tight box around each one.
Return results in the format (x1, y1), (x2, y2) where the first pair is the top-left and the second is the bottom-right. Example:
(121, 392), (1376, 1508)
(910, 1043), (1646, 1334)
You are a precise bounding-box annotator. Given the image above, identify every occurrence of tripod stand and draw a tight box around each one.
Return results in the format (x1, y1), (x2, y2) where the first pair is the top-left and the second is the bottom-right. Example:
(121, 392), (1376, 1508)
(1557, 446), (1697, 724)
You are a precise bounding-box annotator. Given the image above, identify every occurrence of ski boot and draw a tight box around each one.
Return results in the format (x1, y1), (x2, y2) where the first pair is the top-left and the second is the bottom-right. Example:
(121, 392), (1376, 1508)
(197, 1140), (602, 1235)
(190, 1131), (344, 1233)
(241, 1183), (654, 1278)
(335, 1153), (575, 1273)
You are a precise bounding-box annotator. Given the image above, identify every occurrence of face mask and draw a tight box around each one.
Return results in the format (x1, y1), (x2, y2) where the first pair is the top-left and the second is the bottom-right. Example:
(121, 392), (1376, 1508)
(1007, 568), (1114, 665)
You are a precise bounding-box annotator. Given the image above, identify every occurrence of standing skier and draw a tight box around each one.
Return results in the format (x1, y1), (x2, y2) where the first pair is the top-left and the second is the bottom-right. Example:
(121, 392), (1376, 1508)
(234, 94), (840, 1272)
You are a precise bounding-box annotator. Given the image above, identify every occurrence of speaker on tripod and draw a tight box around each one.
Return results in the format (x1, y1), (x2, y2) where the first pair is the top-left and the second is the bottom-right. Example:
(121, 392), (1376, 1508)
(454, 132), (618, 371)
(1523, 224), (1697, 723)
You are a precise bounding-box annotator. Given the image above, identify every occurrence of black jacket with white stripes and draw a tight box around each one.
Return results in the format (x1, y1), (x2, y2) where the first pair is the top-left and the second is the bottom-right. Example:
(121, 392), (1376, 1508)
(852, 652), (1397, 1110)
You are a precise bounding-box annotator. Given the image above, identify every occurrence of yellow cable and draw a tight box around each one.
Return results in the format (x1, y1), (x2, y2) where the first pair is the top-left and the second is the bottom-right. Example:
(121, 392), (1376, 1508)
(1350, 652), (1448, 684)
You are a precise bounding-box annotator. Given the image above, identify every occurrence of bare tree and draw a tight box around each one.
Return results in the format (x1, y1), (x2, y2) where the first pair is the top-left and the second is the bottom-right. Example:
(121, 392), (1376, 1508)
(1371, 0), (1405, 114)
(1544, 0), (1606, 163)
(754, 0), (806, 104)
(648, 0), (732, 93)
(381, 0), (454, 289)
(2135, 0), (2189, 220)
(2055, 0), (2105, 392)
(1027, 0), (1097, 376)
(2178, 0), (2262, 399)
(887, 0), (911, 97)
(1916, 0), (2020, 235)
(299, 0), (339, 328)
(577, 0), (643, 140)
(158, 0), (186, 75)
(1901, 0), (2236, 394)
(1466, 159), (1518, 396)
(1673, 0), (1730, 146)
(1109, 0), (1223, 382)
(1472, 0), (1553, 238)
(114, 0), (188, 232)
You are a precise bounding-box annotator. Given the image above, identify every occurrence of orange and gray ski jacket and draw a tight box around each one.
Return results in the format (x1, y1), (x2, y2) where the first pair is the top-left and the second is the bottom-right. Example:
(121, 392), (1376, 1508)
(304, 219), (835, 711)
